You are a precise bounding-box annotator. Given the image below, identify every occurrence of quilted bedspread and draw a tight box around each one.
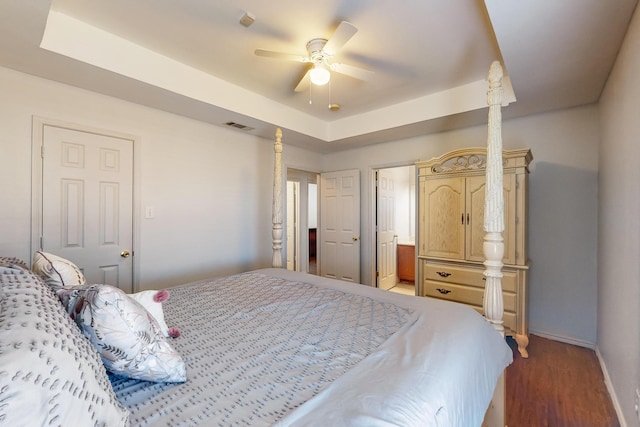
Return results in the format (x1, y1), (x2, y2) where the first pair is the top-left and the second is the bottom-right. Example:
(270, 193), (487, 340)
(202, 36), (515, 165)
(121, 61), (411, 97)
(111, 269), (512, 427)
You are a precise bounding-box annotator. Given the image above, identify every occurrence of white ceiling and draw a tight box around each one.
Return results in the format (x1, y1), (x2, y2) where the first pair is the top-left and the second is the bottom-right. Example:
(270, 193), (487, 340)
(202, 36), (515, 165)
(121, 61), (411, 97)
(0, 0), (636, 152)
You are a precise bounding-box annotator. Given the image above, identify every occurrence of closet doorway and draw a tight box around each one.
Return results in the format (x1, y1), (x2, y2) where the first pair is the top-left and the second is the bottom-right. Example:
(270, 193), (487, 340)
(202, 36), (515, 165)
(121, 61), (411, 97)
(374, 165), (416, 295)
(286, 168), (319, 275)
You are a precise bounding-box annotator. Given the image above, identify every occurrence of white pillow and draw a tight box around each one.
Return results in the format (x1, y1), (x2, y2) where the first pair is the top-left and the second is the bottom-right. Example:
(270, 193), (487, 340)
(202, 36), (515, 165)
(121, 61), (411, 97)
(128, 290), (171, 337)
(58, 284), (187, 383)
(32, 251), (86, 290)
(0, 267), (129, 426)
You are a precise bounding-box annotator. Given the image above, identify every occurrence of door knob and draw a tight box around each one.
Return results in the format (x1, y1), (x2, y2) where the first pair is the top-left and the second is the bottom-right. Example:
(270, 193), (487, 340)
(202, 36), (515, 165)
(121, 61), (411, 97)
(352, 237), (359, 241)
(120, 250), (131, 258)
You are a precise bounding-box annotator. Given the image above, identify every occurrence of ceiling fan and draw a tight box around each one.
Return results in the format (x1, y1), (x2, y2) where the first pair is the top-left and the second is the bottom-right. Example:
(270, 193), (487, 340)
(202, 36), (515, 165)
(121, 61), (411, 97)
(254, 21), (374, 92)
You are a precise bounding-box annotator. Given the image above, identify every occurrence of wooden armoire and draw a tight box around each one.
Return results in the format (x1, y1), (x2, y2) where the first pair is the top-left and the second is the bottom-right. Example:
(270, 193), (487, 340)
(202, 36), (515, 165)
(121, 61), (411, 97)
(416, 147), (532, 357)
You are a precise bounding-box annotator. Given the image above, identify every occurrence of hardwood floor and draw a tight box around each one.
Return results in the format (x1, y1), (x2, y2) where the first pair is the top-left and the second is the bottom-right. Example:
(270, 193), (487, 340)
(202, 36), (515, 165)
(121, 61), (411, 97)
(506, 334), (620, 427)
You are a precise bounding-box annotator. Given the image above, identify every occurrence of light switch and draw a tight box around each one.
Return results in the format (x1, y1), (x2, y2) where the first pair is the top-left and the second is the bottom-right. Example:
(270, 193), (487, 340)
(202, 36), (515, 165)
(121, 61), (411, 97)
(145, 206), (155, 219)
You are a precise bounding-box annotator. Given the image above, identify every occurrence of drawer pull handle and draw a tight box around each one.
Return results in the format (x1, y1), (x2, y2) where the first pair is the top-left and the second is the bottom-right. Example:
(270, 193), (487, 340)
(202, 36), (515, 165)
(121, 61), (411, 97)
(436, 271), (451, 278)
(436, 288), (451, 295)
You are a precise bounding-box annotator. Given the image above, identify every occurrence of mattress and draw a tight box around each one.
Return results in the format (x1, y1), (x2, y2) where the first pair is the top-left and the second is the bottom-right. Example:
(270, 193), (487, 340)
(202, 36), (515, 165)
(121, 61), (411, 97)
(110, 268), (512, 426)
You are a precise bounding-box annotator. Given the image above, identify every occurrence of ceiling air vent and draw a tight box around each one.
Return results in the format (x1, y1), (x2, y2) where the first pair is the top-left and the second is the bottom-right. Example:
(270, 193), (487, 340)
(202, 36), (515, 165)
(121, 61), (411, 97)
(225, 121), (254, 131)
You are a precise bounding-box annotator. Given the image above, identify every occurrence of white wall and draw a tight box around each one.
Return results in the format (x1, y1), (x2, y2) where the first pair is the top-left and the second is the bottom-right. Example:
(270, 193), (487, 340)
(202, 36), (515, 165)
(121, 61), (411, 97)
(0, 66), (322, 290)
(0, 63), (603, 351)
(598, 4), (640, 425)
(322, 104), (600, 346)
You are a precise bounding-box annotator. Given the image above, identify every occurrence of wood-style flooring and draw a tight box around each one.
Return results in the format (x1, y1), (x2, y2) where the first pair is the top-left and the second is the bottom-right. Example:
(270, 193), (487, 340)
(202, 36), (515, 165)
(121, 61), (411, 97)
(506, 334), (620, 427)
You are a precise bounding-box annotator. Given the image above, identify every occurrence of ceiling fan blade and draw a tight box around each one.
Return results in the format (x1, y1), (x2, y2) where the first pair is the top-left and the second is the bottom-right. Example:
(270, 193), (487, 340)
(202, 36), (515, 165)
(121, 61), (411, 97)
(322, 21), (358, 56)
(331, 62), (374, 81)
(254, 49), (308, 63)
(294, 70), (311, 92)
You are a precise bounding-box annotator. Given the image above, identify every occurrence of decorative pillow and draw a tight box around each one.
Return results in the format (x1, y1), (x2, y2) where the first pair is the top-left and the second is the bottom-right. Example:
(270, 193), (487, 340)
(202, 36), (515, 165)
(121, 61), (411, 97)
(0, 265), (129, 426)
(58, 284), (187, 383)
(0, 256), (29, 269)
(128, 290), (181, 338)
(0, 256), (29, 274)
(32, 251), (86, 290)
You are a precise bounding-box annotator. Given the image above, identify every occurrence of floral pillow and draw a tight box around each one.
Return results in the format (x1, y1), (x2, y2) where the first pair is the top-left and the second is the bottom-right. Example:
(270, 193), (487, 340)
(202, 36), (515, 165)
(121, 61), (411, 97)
(32, 251), (86, 290)
(129, 290), (181, 338)
(58, 284), (187, 383)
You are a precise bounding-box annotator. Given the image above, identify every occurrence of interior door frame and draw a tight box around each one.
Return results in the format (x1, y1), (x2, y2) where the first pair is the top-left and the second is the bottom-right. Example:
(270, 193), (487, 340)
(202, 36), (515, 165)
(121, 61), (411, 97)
(286, 180), (300, 271)
(285, 167), (319, 274)
(369, 162), (416, 288)
(30, 116), (141, 291)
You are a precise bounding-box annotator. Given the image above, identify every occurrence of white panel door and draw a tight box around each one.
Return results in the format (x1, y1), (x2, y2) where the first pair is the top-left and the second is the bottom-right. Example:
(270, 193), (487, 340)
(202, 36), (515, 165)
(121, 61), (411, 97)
(41, 125), (134, 292)
(377, 169), (397, 290)
(319, 169), (360, 283)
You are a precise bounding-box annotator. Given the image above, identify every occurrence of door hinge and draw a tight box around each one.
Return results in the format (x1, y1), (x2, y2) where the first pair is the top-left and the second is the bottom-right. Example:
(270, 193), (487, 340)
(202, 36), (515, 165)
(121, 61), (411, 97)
(39, 236), (43, 249)
(40, 145), (45, 158)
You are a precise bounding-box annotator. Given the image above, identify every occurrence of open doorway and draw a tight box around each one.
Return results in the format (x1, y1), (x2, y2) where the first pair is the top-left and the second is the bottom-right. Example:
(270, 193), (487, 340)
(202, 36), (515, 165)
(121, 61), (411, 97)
(374, 165), (416, 295)
(286, 168), (319, 275)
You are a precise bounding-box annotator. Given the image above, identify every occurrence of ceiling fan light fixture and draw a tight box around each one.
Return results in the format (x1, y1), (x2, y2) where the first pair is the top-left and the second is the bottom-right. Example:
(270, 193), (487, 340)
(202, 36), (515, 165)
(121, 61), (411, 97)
(310, 63), (330, 86)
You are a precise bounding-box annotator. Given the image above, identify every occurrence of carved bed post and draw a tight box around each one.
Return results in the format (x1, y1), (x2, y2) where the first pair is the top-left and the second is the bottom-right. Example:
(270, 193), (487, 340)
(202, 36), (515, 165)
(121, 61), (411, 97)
(481, 61), (506, 427)
(483, 61), (505, 335)
(272, 128), (284, 268)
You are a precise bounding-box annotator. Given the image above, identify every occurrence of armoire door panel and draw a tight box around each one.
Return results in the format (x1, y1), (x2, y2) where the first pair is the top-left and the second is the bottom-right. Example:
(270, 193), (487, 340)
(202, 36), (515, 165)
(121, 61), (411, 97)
(421, 177), (465, 259)
(466, 176), (486, 262)
(466, 175), (517, 264)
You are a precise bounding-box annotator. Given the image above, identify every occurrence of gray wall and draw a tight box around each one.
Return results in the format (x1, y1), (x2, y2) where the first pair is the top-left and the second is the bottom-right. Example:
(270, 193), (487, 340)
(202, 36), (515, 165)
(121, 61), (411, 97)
(598, 4), (640, 426)
(0, 66), (323, 290)
(0, 64), (601, 347)
(322, 104), (600, 347)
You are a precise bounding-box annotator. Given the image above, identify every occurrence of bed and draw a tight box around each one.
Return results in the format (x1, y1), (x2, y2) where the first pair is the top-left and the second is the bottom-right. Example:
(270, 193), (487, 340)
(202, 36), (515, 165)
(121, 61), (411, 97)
(0, 61), (512, 427)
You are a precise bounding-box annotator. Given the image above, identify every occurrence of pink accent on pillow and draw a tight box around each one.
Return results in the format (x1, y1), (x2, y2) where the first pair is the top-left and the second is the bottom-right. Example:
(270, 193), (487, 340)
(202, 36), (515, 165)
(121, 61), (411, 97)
(168, 327), (181, 338)
(153, 290), (170, 303)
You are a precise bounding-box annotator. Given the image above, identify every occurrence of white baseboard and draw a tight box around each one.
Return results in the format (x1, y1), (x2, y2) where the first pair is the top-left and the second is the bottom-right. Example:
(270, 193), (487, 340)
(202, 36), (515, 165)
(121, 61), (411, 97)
(595, 347), (627, 427)
(528, 329), (595, 349)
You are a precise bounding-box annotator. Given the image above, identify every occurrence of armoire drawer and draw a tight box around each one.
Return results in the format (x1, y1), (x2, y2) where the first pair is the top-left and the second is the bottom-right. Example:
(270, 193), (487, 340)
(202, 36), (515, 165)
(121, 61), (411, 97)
(423, 262), (517, 293)
(423, 280), (516, 312)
